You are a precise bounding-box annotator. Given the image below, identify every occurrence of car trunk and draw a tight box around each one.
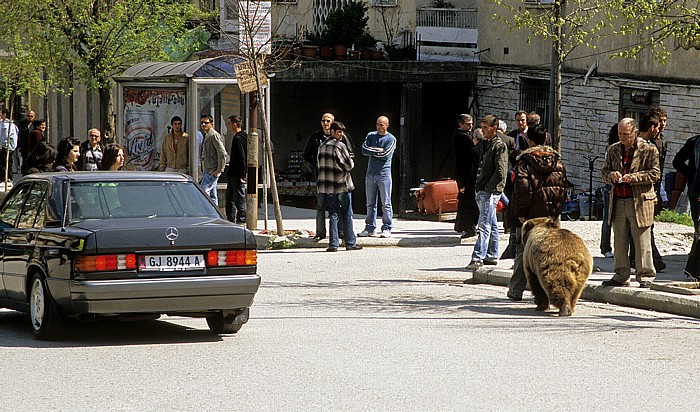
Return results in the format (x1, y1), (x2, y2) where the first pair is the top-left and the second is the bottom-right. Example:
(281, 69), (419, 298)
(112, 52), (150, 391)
(72, 217), (251, 253)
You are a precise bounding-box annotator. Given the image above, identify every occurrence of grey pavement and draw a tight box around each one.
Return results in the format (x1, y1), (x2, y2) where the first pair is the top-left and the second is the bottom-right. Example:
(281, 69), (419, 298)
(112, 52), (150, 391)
(253, 205), (700, 319)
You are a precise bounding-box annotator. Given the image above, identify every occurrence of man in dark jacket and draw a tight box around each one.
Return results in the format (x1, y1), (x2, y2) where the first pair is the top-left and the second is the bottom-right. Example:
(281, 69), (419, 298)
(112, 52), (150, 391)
(506, 124), (568, 300)
(673, 133), (700, 279)
(466, 114), (508, 270)
(452, 114), (479, 237)
(304, 113), (354, 240)
(225, 115), (247, 224)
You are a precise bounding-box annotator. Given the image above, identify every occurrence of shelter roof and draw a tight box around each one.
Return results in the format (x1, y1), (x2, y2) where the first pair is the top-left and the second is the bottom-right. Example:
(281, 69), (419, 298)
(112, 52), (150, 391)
(116, 56), (246, 81)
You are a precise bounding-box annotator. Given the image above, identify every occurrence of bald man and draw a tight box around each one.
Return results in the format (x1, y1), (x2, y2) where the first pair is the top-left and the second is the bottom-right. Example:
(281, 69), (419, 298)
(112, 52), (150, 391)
(358, 115), (396, 238)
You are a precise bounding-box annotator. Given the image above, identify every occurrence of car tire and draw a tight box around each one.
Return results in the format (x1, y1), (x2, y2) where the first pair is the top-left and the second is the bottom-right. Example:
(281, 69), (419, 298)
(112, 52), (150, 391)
(206, 308), (249, 334)
(29, 274), (64, 340)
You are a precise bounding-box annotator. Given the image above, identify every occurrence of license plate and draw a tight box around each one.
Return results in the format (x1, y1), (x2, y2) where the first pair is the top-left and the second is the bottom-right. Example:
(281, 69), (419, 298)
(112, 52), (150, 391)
(139, 255), (205, 271)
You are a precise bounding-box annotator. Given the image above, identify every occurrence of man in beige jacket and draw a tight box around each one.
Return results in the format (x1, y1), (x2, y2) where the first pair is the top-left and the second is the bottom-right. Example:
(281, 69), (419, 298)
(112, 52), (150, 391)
(159, 116), (190, 174)
(601, 118), (660, 288)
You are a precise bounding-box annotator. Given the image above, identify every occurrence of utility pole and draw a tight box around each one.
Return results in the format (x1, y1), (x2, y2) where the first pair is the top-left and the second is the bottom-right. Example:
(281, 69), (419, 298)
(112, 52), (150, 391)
(246, 92), (259, 231)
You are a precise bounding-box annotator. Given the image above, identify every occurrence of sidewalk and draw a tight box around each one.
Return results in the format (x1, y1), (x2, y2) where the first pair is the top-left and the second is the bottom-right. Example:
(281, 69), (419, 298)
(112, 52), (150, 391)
(253, 205), (700, 319)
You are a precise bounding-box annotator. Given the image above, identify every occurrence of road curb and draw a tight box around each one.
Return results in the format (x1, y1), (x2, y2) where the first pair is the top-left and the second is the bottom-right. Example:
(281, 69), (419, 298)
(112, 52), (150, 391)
(254, 232), (463, 250)
(471, 267), (700, 319)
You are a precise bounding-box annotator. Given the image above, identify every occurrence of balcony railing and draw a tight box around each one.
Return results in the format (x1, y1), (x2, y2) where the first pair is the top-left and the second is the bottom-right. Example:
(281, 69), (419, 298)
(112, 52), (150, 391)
(417, 8), (477, 29)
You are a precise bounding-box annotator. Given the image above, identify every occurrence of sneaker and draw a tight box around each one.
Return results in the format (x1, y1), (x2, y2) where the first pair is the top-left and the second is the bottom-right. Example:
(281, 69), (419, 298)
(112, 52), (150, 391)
(506, 292), (523, 301)
(483, 259), (498, 266)
(325, 246), (338, 252)
(346, 245), (363, 251)
(357, 230), (374, 237)
(313, 235), (326, 241)
(380, 229), (391, 238)
(603, 251), (614, 258)
(466, 261), (483, 270)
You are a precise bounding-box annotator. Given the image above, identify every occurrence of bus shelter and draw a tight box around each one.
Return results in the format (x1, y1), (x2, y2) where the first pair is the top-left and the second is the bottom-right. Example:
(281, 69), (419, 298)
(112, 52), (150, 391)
(114, 56), (269, 182)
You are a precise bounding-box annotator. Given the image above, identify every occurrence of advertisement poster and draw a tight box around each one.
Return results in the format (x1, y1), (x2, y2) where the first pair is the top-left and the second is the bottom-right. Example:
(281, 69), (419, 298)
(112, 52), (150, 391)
(122, 87), (187, 171)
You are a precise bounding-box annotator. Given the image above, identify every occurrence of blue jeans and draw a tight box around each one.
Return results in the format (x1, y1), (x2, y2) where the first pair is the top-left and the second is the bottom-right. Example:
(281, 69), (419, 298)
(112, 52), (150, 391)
(326, 192), (357, 248)
(200, 171), (220, 205)
(364, 174), (392, 232)
(316, 193), (327, 238)
(471, 191), (500, 263)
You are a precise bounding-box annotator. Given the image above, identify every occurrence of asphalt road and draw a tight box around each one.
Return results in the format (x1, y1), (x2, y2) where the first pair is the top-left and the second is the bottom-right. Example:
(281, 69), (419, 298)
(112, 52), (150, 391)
(2, 246), (700, 410)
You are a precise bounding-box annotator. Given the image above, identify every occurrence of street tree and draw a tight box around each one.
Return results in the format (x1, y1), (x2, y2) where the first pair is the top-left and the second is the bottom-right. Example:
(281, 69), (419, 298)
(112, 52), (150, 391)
(0, 0), (206, 137)
(616, 0), (700, 62)
(492, 0), (624, 151)
(220, 0), (296, 235)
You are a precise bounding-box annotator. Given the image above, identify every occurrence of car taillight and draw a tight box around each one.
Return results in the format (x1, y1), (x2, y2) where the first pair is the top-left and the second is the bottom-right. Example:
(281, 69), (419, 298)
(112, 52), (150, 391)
(206, 250), (257, 267)
(75, 254), (138, 272)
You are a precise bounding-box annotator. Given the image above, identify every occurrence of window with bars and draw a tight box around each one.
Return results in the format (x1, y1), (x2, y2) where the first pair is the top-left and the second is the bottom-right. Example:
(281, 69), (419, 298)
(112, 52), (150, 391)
(313, 0), (351, 34)
(519, 78), (550, 128)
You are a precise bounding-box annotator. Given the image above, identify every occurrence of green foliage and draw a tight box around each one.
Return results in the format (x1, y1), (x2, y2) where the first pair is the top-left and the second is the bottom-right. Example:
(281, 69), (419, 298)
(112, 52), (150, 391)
(655, 209), (695, 227)
(614, 0), (700, 63)
(0, 0), (208, 95)
(323, 1), (370, 46)
(492, 0), (624, 63)
(432, 0), (455, 8)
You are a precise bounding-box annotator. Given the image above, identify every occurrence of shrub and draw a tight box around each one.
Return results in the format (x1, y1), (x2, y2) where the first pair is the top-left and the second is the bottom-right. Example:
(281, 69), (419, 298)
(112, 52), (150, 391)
(655, 209), (694, 227)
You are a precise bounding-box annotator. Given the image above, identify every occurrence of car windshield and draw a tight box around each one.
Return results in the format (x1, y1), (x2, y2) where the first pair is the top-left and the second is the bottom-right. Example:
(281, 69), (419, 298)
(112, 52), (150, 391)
(69, 181), (221, 221)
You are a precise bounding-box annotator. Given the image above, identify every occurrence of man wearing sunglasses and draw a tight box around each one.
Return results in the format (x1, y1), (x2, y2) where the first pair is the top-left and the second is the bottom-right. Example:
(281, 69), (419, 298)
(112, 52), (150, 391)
(200, 114), (227, 205)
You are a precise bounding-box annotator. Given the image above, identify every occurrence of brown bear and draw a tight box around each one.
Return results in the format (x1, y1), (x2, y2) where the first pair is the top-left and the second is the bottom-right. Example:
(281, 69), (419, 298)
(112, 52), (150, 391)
(521, 217), (593, 316)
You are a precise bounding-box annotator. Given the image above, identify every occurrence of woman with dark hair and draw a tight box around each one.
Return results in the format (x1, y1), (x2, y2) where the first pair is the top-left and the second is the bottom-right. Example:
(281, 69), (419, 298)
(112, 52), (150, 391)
(53, 137), (81, 172)
(100, 143), (125, 171)
(27, 119), (47, 155)
(22, 143), (58, 175)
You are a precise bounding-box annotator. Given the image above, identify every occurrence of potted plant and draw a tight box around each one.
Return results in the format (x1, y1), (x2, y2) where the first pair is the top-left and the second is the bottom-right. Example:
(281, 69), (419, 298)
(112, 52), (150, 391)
(324, 1), (369, 60)
(354, 32), (377, 60)
(301, 31), (320, 58)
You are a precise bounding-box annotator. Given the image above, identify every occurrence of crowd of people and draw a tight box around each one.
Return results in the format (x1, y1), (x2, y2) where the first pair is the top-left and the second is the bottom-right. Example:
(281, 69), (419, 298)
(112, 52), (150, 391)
(0, 109), (248, 226)
(450, 107), (700, 297)
(303, 113), (396, 251)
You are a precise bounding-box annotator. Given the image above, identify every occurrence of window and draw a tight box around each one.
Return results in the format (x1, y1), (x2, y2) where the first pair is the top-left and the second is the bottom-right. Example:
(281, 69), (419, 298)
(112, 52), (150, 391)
(69, 181), (221, 221)
(0, 184), (31, 229)
(519, 78), (550, 129)
(17, 183), (47, 229)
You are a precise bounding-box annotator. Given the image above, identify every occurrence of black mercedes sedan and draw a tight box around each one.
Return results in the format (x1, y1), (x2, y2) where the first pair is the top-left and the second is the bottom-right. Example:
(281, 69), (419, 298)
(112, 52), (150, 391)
(0, 172), (260, 340)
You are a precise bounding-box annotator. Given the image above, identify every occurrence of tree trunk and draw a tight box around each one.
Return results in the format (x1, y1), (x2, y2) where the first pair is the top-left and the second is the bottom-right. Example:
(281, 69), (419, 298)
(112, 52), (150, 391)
(99, 82), (115, 143)
(257, 86), (284, 236)
(549, 1), (563, 153)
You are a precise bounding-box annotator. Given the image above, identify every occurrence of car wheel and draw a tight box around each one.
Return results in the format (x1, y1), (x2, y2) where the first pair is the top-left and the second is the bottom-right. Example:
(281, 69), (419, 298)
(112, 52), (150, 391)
(29, 274), (64, 340)
(206, 308), (249, 334)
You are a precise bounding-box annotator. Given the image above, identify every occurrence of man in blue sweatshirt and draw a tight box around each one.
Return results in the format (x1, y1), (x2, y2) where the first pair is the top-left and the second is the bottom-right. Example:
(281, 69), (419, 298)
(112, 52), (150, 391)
(358, 116), (397, 238)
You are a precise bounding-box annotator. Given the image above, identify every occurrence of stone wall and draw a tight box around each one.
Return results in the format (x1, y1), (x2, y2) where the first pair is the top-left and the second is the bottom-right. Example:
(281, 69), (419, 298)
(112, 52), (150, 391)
(476, 65), (700, 195)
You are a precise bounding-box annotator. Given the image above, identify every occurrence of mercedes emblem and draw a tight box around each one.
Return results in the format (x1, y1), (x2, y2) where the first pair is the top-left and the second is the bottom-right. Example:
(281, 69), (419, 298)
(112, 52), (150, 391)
(165, 227), (179, 243)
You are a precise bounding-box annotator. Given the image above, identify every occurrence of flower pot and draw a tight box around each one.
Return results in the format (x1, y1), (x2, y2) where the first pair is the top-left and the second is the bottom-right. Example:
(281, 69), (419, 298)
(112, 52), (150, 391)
(319, 45), (333, 60)
(370, 49), (384, 60)
(301, 45), (318, 58)
(333, 44), (348, 60)
(348, 50), (361, 60)
(360, 49), (372, 60)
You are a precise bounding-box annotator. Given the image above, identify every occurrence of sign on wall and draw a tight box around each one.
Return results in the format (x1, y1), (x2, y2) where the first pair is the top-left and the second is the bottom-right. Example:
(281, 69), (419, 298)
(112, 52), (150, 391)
(239, 1), (272, 55)
(122, 87), (187, 171)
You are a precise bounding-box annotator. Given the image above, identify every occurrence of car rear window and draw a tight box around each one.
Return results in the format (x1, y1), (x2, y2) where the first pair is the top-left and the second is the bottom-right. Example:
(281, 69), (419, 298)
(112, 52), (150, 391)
(69, 181), (221, 221)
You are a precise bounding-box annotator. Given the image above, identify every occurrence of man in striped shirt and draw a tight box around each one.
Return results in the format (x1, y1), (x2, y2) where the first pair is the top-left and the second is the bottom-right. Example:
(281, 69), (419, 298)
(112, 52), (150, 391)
(317, 121), (362, 252)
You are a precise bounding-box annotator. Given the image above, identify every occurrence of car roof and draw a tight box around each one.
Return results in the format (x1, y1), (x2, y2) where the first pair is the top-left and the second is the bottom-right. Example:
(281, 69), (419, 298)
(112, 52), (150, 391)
(18, 171), (193, 184)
